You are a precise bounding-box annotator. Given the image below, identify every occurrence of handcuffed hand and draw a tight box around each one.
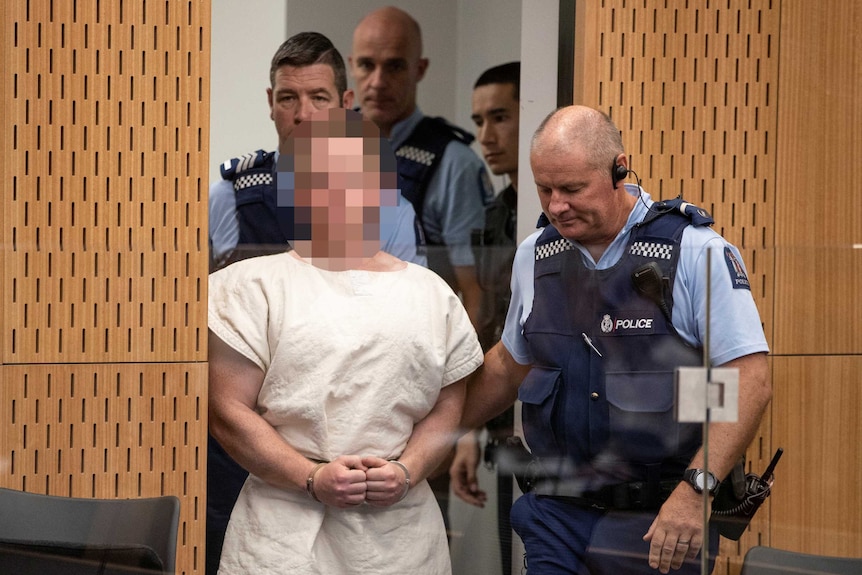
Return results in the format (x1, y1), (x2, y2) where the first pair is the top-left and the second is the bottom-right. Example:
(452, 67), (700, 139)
(363, 457), (410, 507)
(308, 455), (369, 508)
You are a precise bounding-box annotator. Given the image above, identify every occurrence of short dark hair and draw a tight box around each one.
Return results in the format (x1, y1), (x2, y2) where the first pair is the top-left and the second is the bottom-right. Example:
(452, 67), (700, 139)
(474, 61), (521, 100)
(269, 32), (348, 100)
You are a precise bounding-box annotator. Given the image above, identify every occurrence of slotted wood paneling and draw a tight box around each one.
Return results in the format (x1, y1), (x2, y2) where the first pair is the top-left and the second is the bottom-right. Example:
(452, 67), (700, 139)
(1, 2), (211, 574)
(573, 2), (780, 572)
(575, 1), (776, 325)
(3, 0), (208, 364)
(572, 1), (862, 573)
(0, 363), (208, 572)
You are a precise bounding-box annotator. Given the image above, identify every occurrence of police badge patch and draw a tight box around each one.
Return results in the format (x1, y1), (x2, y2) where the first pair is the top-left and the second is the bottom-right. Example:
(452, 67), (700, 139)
(724, 247), (751, 290)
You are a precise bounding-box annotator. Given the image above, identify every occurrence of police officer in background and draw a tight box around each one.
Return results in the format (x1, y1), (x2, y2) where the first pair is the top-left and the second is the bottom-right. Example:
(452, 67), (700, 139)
(459, 105), (772, 574)
(451, 61), (521, 575)
(350, 6), (492, 327)
(350, 6), (493, 536)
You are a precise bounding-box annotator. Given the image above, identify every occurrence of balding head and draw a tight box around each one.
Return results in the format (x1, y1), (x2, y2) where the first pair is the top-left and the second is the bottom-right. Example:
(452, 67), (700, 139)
(532, 105), (624, 172)
(354, 7), (423, 62)
(529, 106), (635, 254)
(350, 6), (428, 136)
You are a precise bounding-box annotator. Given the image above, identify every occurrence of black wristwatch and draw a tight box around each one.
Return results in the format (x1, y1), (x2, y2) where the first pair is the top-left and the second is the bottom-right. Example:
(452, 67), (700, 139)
(683, 468), (720, 496)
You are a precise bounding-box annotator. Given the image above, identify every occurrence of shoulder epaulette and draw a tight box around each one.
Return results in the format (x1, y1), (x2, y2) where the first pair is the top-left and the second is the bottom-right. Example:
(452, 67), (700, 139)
(646, 197), (714, 227)
(220, 150), (275, 181)
(423, 116), (475, 146)
(395, 117), (474, 168)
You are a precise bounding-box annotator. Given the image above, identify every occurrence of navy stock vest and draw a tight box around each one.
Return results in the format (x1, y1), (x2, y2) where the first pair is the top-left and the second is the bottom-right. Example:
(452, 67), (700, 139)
(520, 200), (714, 481)
(219, 150), (292, 267)
(396, 116), (476, 288)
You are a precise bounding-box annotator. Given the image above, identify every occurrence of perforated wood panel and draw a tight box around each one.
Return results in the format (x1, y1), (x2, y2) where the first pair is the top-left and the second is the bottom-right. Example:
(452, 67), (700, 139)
(573, 2), (780, 572)
(0, 363), (208, 573)
(576, 0), (776, 325)
(1, 2), (211, 574)
(2, 0), (209, 364)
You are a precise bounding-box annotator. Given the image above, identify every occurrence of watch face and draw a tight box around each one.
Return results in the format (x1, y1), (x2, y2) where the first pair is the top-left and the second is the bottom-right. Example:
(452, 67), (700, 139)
(686, 469), (717, 493)
(696, 471), (717, 491)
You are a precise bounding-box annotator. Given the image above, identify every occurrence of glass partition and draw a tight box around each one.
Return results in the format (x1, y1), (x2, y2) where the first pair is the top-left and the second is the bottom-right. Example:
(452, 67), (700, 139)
(2, 2), (860, 574)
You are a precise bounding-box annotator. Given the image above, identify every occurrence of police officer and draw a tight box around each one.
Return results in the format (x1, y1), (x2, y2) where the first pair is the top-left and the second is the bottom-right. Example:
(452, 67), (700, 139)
(350, 6), (493, 536)
(350, 6), (491, 327)
(451, 61), (521, 575)
(459, 105), (772, 574)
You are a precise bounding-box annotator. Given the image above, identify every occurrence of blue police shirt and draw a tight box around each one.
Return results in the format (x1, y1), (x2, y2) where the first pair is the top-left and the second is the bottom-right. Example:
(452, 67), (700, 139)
(388, 108), (492, 268)
(502, 184), (769, 367)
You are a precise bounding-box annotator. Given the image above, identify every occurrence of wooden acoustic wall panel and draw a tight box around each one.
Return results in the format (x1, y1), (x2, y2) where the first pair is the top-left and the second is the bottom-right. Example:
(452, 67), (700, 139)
(2, 0), (210, 364)
(769, 0), (862, 557)
(1, 2), (211, 574)
(574, 2), (780, 572)
(769, 357), (862, 556)
(0, 363), (208, 574)
(577, 0), (777, 332)
(772, 1), (862, 355)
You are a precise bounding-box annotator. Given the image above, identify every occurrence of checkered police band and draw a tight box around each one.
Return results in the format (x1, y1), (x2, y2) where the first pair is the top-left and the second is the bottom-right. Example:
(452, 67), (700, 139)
(629, 241), (674, 260)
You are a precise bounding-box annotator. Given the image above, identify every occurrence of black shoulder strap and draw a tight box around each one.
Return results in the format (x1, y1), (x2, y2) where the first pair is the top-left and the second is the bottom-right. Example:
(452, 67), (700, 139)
(395, 116), (474, 223)
(628, 198), (713, 326)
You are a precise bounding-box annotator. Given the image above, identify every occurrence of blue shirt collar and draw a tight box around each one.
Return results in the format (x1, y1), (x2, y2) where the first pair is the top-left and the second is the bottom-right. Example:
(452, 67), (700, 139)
(572, 183), (653, 269)
(388, 107), (423, 148)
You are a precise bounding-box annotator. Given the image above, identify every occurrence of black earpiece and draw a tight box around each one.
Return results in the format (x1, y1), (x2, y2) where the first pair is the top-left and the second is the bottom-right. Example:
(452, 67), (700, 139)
(611, 163), (629, 187)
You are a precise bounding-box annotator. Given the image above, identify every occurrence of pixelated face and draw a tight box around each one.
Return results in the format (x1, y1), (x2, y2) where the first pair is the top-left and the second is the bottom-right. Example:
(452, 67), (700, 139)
(472, 83), (520, 178)
(267, 63), (353, 153)
(277, 108), (399, 260)
(350, 21), (427, 136)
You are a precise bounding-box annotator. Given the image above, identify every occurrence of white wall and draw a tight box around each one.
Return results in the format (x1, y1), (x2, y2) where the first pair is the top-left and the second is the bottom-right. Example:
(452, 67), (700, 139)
(517, 0), (559, 242)
(454, 0), (523, 133)
(208, 0), (286, 185)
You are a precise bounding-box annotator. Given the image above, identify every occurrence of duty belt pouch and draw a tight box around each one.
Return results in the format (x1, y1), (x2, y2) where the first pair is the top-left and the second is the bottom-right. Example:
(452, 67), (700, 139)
(495, 437), (539, 493)
(711, 449), (783, 540)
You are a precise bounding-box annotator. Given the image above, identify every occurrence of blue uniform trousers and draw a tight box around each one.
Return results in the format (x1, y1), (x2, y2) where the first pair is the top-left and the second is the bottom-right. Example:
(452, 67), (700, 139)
(510, 492), (719, 575)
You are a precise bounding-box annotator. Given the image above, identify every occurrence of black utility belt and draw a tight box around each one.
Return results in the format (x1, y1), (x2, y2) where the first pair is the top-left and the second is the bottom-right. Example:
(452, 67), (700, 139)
(534, 479), (680, 512)
(496, 437), (683, 511)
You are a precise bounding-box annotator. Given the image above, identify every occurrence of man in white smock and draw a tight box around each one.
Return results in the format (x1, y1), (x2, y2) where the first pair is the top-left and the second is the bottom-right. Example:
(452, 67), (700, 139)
(208, 108), (483, 575)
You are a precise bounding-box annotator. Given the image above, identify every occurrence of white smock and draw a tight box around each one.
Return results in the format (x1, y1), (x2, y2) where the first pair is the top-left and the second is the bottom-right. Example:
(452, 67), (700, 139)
(208, 252), (483, 575)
